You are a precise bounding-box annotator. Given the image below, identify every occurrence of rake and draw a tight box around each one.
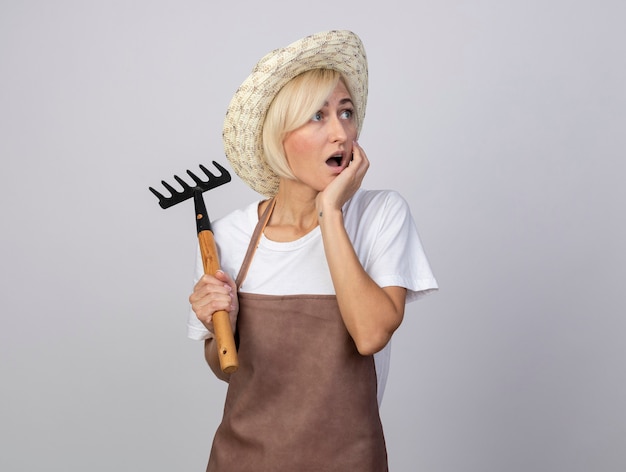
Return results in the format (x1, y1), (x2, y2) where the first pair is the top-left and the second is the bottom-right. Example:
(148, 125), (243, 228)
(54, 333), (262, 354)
(149, 161), (238, 374)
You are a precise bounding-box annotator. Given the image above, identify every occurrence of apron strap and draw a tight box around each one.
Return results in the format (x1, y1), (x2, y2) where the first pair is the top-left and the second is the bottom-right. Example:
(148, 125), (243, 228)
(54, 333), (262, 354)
(235, 198), (276, 288)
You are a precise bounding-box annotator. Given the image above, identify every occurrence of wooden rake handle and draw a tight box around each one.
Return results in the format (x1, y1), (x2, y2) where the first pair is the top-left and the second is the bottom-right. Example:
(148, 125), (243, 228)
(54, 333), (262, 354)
(198, 229), (239, 374)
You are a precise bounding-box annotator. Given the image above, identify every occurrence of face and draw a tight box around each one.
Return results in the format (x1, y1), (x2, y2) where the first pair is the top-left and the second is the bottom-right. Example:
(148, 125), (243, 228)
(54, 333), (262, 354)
(282, 80), (357, 193)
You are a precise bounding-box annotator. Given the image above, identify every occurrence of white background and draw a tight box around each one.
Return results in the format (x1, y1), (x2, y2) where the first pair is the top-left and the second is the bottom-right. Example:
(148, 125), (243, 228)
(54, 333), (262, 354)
(1, 1), (624, 470)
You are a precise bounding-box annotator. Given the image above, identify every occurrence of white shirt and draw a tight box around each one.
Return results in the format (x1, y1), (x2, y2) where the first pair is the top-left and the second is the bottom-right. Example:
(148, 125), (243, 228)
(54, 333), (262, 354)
(187, 189), (438, 404)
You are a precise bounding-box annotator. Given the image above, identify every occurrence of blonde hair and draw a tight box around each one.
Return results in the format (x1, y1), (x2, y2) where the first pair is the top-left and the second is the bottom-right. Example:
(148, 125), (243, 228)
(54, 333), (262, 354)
(262, 69), (356, 180)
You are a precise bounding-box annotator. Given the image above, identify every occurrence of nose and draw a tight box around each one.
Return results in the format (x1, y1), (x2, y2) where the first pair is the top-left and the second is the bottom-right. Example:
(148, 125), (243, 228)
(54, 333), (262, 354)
(328, 115), (347, 143)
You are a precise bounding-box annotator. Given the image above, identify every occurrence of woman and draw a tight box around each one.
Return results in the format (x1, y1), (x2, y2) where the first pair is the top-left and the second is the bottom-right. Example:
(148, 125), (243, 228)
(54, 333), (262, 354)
(188, 30), (438, 471)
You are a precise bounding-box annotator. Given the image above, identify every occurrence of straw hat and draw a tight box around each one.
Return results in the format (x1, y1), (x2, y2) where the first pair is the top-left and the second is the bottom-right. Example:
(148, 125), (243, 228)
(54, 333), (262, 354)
(222, 30), (368, 197)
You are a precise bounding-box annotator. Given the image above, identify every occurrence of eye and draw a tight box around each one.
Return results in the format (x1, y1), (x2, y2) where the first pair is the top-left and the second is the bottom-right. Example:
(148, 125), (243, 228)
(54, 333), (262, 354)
(340, 109), (353, 119)
(311, 111), (323, 122)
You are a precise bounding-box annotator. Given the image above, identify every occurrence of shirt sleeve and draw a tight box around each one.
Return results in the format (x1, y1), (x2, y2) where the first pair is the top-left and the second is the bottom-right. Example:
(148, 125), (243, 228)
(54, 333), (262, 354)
(359, 190), (438, 303)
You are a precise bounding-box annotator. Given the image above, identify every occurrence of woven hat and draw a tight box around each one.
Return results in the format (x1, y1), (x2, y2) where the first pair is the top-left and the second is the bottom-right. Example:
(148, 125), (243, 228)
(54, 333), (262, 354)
(222, 30), (368, 196)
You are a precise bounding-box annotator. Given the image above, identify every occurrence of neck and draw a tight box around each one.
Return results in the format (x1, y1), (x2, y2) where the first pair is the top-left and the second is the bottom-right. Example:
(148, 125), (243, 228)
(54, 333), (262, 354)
(262, 180), (319, 241)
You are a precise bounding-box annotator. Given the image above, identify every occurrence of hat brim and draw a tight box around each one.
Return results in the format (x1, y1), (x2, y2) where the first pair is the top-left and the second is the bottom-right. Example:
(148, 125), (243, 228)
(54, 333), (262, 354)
(222, 30), (368, 197)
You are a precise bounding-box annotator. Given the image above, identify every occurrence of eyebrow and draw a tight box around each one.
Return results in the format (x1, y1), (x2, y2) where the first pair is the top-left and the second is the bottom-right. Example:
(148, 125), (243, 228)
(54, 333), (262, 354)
(322, 98), (354, 107)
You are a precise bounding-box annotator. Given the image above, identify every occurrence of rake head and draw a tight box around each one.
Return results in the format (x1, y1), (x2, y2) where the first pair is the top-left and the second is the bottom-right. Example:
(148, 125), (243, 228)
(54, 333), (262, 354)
(149, 161), (231, 209)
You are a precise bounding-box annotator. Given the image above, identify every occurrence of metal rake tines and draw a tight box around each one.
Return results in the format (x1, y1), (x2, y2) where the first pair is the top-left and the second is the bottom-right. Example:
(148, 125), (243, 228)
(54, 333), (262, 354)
(149, 161), (231, 209)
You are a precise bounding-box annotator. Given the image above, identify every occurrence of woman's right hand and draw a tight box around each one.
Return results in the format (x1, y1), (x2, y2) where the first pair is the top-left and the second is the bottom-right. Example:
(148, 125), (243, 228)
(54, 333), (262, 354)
(189, 270), (239, 335)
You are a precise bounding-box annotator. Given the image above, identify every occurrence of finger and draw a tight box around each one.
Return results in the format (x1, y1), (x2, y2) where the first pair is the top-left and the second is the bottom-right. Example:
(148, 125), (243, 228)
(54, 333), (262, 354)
(193, 294), (233, 327)
(195, 294), (232, 310)
(189, 285), (233, 314)
(194, 274), (231, 297)
(214, 270), (238, 292)
(352, 141), (369, 167)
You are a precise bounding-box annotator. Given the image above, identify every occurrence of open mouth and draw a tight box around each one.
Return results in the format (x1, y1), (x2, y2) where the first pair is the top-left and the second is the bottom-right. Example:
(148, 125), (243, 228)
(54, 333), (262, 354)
(326, 155), (343, 167)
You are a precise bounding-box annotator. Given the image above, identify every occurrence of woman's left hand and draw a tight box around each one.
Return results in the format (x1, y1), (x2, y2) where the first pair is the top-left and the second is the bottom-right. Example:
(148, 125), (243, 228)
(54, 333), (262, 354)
(317, 140), (369, 215)
(315, 141), (405, 355)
